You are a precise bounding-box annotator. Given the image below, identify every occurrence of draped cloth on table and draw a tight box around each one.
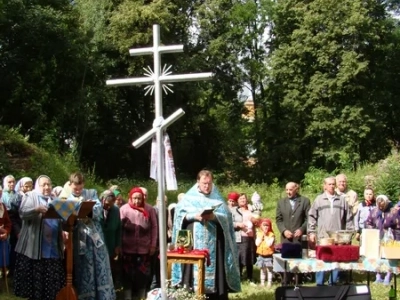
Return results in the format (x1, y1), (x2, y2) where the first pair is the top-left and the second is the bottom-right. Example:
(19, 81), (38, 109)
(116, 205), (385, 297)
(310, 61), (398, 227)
(171, 184), (241, 294)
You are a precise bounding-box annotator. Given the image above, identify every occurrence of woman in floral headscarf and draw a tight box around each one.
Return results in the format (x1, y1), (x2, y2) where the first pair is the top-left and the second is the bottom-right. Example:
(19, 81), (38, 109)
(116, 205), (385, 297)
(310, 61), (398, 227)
(14, 175), (65, 300)
(120, 187), (158, 300)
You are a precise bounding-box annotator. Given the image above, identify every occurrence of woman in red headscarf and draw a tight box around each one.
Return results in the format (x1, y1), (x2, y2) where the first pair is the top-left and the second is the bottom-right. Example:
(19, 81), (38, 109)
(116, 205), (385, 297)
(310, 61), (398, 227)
(254, 218), (275, 288)
(119, 187), (158, 300)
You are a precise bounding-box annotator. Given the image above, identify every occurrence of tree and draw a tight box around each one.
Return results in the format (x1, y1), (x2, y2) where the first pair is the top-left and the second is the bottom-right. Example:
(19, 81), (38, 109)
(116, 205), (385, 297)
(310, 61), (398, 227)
(263, 0), (400, 181)
(0, 0), (91, 151)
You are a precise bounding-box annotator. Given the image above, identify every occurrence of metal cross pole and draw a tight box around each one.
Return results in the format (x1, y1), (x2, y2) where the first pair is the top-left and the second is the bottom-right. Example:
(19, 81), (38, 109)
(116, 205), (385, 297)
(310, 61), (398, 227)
(106, 24), (212, 299)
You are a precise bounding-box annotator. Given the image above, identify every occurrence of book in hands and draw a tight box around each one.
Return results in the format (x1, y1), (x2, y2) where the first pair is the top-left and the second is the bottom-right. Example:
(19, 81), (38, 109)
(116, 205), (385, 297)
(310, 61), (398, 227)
(200, 204), (222, 216)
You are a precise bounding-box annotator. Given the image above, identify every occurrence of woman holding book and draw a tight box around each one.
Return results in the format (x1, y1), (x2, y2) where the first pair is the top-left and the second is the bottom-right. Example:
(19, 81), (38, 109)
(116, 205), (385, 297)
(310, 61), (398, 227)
(14, 175), (65, 300)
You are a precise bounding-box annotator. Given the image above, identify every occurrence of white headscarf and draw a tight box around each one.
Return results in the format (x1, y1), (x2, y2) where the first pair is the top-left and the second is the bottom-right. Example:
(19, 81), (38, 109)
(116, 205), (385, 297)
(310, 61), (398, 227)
(2, 175), (15, 192)
(34, 175), (52, 198)
(15, 177), (33, 193)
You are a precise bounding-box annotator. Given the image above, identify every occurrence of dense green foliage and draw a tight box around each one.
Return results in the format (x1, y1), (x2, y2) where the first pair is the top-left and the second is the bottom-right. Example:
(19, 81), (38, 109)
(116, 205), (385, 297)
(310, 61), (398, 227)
(1, 0), (400, 184)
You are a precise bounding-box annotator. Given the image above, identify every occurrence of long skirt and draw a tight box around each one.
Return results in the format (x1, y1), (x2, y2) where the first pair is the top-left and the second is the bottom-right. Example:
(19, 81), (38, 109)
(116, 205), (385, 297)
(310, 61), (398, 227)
(237, 236), (255, 267)
(0, 240), (9, 268)
(14, 253), (65, 300)
(122, 253), (151, 297)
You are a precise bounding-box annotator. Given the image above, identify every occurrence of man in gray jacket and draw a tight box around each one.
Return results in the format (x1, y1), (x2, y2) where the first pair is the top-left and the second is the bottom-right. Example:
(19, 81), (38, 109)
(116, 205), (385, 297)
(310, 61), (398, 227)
(308, 176), (354, 286)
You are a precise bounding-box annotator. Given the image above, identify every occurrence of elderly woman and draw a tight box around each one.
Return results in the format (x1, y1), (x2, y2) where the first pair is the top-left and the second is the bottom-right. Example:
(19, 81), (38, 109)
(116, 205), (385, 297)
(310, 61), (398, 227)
(232, 193), (256, 283)
(227, 192), (240, 212)
(100, 190), (122, 289)
(15, 177), (33, 195)
(1, 175), (17, 211)
(67, 172), (116, 300)
(3, 175), (25, 276)
(0, 196), (11, 278)
(354, 187), (376, 241)
(13, 175), (65, 300)
(120, 187), (158, 300)
(365, 194), (393, 284)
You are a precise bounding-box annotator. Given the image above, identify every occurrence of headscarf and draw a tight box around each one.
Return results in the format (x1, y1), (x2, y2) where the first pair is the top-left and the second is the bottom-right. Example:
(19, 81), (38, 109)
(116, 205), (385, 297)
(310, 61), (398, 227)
(375, 194), (392, 231)
(101, 190), (116, 202)
(128, 187), (148, 219)
(2, 175), (15, 193)
(227, 192), (240, 202)
(15, 177), (33, 193)
(34, 175), (52, 199)
(376, 195), (391, 212)
(258, 218), (274, 234)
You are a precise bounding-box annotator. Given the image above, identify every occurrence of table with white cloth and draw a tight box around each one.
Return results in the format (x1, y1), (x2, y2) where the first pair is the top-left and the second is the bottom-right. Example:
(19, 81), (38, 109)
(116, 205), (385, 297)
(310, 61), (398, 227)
(273, 253), (400, 292)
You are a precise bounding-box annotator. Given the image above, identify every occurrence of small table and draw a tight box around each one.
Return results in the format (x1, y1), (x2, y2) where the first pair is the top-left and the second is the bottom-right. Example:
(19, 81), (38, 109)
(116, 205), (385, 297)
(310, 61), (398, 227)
(167, 252), (206, 295)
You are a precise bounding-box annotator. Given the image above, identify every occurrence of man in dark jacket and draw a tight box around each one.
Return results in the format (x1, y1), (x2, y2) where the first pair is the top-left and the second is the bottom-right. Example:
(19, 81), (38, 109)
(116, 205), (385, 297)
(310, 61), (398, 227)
(276, 182), (311, 244)
(276, 182), (311, 284)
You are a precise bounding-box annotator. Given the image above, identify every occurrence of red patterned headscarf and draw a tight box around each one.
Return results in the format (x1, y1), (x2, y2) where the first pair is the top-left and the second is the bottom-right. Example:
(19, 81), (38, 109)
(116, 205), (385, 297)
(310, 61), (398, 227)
(258, 218), (274, 234)
(128, 187), (148, 219)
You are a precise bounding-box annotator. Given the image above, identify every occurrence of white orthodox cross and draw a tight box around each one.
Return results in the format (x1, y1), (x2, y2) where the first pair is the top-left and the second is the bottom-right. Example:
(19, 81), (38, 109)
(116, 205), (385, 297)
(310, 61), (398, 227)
(106, 24), (212, 299)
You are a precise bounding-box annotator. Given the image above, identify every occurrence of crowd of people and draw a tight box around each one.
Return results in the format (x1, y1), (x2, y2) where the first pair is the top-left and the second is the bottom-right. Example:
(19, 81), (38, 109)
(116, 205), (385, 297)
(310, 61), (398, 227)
(0, 170), (399, 300)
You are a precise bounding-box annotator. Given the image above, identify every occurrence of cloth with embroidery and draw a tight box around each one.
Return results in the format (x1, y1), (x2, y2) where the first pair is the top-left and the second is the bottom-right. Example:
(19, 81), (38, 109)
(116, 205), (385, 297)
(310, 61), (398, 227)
(49, 198), (81, 221)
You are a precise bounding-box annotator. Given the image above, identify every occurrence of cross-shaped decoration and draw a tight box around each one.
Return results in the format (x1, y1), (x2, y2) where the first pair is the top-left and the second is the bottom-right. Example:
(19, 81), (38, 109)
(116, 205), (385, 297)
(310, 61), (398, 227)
(106, 24), (212, 299)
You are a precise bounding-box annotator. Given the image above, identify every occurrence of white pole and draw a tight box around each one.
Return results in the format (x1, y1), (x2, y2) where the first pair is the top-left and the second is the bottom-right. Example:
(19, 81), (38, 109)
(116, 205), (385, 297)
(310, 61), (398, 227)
(153, 24), (168, 300)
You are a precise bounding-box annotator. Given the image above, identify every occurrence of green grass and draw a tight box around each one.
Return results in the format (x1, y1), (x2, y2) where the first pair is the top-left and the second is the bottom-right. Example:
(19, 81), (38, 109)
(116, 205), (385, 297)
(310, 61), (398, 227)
(0, 261), (395, 299)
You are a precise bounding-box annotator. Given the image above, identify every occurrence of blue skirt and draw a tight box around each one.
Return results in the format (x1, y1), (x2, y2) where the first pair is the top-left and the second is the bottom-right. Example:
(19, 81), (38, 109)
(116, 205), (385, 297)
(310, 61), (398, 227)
(0, 240), (10, 268)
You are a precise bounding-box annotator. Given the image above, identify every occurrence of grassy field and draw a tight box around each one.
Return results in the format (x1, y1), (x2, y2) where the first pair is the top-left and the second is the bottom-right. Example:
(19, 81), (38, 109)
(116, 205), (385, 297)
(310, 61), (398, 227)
(0, 275), (395, 300)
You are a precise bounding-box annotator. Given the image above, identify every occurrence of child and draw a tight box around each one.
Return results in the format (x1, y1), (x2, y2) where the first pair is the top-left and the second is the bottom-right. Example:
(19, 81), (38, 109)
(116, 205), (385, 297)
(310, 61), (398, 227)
(254, 218), (275, 288)
(0, 199), (12, 278)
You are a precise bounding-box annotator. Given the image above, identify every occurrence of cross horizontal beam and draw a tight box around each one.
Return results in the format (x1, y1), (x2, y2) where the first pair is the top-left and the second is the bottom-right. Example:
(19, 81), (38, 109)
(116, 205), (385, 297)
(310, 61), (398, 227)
(132, 108), (185, 148)
(129, 45), (183, 56)
(106, 72), (213, 87)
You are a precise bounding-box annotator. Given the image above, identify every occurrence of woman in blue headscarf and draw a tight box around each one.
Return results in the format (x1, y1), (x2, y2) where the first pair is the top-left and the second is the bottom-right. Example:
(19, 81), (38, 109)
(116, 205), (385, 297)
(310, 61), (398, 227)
(14, 175), (65, 300)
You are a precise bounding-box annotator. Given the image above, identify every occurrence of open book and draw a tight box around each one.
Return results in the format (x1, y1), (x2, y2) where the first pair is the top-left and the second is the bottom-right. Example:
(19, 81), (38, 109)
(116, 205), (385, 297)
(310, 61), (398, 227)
(200, 203), (222, 216)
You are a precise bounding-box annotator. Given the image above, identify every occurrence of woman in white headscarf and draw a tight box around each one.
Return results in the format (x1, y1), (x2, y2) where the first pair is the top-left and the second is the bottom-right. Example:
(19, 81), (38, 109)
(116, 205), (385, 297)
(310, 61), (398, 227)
(14, 175), (65, 300)
(1, 175), (17, 211)
(0, 190), (11, 278)
(14, 177), (33, 195)
(2, 175), (23, 276)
